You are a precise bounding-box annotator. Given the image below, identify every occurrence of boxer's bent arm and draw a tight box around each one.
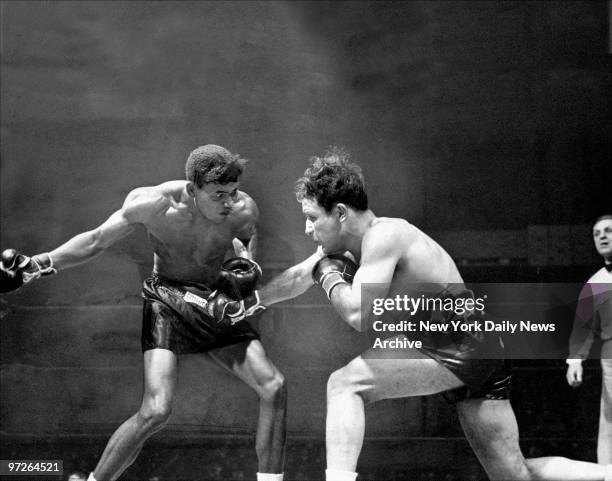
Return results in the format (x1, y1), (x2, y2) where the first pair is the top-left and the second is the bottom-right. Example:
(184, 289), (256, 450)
(233, 193), (259, 260)
(329, 225), (401, 331)
(232, 228), (258, 260)
(47, 209), (136, 270)
(245, 228), (258, 259)
(258, 251), (322, 306)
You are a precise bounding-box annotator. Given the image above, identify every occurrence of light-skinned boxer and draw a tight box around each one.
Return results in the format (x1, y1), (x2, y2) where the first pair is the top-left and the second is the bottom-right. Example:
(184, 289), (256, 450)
(0, 145), (286, 481)
(255, 147), (612, 481)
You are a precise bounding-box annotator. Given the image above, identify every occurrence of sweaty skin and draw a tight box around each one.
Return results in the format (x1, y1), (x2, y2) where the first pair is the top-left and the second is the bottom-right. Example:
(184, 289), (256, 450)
(47, 180), (258, 282)
(333, 217), (464, 329)
(2, 145), (288, 481)
(259, 199), (612, 481)
(258, 204), (464, 329)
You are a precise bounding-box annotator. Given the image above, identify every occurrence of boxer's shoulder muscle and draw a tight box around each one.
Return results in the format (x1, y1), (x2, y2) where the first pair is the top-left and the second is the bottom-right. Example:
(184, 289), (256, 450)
(229, 190), (259, 232)
(121, 182), (181, 225)
(363, 218), (413, 257)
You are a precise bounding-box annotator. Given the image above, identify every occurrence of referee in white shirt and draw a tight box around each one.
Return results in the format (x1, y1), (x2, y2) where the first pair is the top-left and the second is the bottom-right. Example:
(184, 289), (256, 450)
(567, 214), (612, 464)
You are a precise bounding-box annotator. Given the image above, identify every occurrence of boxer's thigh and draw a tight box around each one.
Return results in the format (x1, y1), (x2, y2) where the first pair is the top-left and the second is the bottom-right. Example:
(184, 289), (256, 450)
(208, 339), (283, 394)
(330, 341), (464, 403)
(141, 348), (179, 407)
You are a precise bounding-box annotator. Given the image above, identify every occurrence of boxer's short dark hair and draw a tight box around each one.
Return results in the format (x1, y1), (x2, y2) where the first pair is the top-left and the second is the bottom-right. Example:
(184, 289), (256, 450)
(185, 144), (247, 187)
(295, 146), (368, 213)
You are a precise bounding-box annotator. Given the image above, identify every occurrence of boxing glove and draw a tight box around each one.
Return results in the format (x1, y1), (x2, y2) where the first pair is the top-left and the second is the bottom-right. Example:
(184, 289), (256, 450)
(204, 289), (265, 325)
(312, 254), (358, 299)
(216, 257), (262, 300)
(0, 249), (57, 293)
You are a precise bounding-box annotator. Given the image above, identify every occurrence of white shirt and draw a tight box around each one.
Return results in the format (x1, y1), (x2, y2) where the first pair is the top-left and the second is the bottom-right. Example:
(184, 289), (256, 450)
(567, 265), (612, 364)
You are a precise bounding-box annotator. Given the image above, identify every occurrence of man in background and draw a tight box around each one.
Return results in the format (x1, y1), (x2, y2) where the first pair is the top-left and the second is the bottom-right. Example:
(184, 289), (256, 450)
(567, 214), (612, 464)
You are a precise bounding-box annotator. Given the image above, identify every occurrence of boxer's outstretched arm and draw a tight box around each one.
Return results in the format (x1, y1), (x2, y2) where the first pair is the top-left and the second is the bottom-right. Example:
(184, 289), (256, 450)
(48, 187), (164, 270)
(258, 250), (324, 306)
(329, 224), (402, 331)
(47, 210), (135, 270)
(0, 189), (160, 292)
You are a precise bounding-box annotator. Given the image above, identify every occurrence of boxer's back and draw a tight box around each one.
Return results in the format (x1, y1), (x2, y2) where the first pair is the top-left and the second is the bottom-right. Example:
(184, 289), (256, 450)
(370, 217), (464, 298)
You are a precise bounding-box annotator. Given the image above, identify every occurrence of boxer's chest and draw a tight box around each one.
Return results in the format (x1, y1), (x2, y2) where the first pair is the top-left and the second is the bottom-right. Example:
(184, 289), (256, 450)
(148, 212), (238, 267)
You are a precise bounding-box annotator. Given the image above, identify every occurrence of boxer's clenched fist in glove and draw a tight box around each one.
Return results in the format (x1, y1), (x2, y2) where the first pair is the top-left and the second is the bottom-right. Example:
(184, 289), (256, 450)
(312, 253), (358, 299)
(204, 289), (265, 326)
(202, 257), (265, 325)
(216, 257), (262, 300)
(0, 249), (57, 293)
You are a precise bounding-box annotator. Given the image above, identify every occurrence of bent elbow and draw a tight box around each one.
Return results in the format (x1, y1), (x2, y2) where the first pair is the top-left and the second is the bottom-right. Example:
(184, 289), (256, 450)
(346, 311), (366, 332)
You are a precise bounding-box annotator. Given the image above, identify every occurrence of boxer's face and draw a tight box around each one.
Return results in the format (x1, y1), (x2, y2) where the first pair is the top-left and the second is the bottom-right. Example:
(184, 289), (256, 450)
(191, 181), (239, 223)
(301, 197), (343, 254)
(593, 218), (612, 259)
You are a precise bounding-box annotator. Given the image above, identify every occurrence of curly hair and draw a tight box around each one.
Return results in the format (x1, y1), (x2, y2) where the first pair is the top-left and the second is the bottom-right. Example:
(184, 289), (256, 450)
(295, 147), (368, 213)
(185, 144), (247, 187)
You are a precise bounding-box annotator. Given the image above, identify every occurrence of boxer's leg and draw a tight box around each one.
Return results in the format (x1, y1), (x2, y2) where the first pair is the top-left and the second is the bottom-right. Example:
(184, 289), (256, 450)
(325, 344), (463, 477)
(209, 340), (286, 476)
(457, 398), (610, 480)
(599, 357), (612, 464)
(92, 348), (178, 481)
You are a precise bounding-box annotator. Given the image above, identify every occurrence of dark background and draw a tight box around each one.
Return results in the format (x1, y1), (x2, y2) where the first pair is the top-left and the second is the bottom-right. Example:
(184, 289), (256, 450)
(1, 1), (611, 480)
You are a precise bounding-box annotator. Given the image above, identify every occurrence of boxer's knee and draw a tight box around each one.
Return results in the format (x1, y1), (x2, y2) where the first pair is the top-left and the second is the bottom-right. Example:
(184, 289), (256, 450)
(138, 398), (172, 430)
(327, 368), (362, 401)
(258, 370), (287, 405)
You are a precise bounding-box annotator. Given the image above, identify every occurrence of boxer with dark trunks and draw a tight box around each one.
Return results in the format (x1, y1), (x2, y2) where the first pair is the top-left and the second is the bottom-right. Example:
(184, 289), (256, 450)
(0, 145), (286, 481)
(256, 147), (612, 481)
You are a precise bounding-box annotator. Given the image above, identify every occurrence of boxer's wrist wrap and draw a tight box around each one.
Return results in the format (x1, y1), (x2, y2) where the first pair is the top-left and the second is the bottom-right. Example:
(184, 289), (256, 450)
(319, 272), (349, 300)
(312, 254), (357, 300)
(229, 291), (266, 322)
(22, 253), (57, 283)
(243, 290), (266, 317)
(0, 249), (56, 293)
(200, 289), (265, 325)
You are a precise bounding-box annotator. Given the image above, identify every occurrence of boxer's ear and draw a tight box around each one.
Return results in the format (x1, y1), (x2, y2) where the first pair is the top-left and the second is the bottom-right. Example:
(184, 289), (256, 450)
(186, 181), (196, 197)
(336, 203), (348, 222)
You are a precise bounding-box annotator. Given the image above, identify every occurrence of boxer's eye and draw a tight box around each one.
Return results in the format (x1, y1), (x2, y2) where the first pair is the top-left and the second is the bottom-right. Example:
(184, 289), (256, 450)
(213, 190), (238, 201)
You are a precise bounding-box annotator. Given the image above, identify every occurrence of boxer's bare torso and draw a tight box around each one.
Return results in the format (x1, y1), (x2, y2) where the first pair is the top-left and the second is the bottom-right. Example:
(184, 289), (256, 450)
(259, 210), (464, 313)
(362, 217), (464, 298)
(119, 180), (256, 285)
